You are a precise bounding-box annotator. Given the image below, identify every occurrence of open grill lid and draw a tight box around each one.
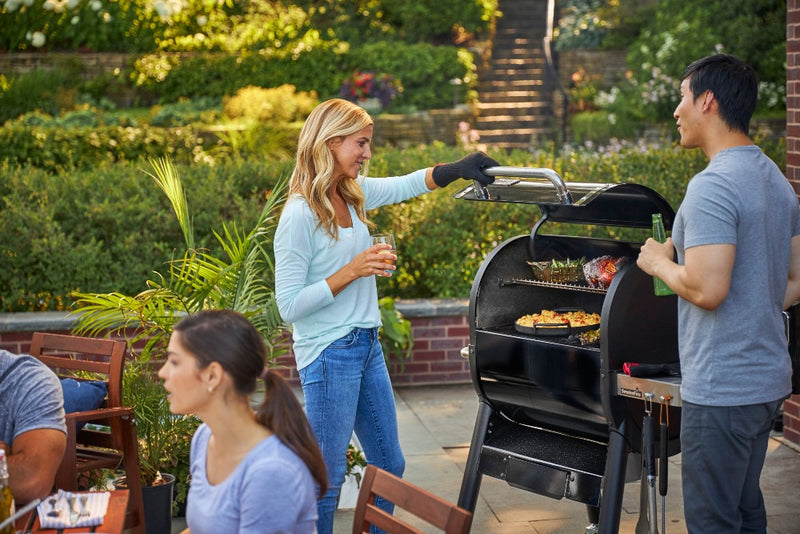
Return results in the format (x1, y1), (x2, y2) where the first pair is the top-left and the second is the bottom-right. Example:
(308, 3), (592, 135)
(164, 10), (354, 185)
(453, 166), (675, 229)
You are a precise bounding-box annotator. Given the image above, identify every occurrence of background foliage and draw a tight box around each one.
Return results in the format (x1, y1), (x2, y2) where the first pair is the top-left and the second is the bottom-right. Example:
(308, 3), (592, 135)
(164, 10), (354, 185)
(556, 0), (786, 124)
(1, 138), (786, 312)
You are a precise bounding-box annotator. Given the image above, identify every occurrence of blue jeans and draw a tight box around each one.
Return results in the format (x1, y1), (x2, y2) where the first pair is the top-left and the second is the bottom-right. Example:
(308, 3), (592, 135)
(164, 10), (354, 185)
(299, 327), (405, 534)
(681, 399), (783, 534)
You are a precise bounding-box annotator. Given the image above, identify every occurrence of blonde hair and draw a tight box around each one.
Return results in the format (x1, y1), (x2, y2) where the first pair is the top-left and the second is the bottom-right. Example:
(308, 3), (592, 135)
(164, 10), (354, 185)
(289, 98), (375, 239)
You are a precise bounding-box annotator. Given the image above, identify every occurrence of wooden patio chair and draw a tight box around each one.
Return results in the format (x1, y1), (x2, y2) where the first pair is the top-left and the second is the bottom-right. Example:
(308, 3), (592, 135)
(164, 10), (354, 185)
(29, 332), (145, 534)
(352, 464), (473, 534)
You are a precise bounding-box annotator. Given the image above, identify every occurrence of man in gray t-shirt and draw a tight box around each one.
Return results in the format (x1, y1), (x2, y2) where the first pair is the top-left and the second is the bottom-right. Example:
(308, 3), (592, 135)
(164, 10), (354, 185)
(0, 349), (66, 504)
(638, 54), (800, 533)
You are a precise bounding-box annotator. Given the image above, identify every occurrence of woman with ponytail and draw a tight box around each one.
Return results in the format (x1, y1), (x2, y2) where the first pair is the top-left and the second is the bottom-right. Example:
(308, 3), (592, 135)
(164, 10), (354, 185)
(158, 309), (326, 534)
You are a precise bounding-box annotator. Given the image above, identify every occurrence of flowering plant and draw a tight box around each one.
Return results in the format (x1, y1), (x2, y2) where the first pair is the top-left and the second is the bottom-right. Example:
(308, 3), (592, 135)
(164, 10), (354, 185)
(339, 71), (402, 110)
(345, 443), (368, 486)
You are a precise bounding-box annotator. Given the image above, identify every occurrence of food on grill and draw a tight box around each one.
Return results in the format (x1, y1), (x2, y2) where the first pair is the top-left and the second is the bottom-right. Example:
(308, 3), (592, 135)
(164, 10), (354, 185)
(583, 255), (629, 289)
(516, 309), (600, 328)
(578, 328), (600, 345)
(527, 257), (586, 283)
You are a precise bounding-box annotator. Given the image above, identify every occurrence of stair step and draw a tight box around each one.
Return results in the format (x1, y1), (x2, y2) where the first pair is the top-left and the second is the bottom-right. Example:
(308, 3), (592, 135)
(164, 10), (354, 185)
(479, 78), (545, 89)
(474, 0), (554, 144)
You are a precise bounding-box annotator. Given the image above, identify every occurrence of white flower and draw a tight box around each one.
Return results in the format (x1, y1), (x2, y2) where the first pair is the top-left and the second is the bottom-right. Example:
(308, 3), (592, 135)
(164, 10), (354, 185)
(31, 31), (46, 48)
(71, 15), (79, 24)
(25, 31), (32, 40)
(90, 0), (101, 10)
(101, 11), (110, 22)
(43, 0), (56, 10)
(5, 0), (21, 13)
(67, 0), (79, 8)
(196, 14), (207, 26)
(22, 0), (33, 6)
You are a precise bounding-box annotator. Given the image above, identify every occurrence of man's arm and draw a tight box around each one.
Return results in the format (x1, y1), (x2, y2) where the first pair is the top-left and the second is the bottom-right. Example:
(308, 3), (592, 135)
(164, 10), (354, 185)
(638, 238), (735, 310)
(784, 234), (800, 309)
(7, 428), (66, 504)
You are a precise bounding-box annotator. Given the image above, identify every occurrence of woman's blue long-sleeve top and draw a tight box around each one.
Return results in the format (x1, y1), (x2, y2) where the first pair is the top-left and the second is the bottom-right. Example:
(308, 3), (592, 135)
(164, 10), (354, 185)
(274, 169), (430, 370)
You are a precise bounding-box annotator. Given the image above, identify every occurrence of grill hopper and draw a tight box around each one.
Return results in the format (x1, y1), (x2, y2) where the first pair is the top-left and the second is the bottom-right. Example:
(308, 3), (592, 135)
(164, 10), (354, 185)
(455, 167), (680, 532)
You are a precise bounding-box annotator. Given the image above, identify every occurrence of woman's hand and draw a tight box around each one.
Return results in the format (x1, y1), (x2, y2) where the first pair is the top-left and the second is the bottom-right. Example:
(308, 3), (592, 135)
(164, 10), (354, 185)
(326, 243), (396, 296)
(359, 243), (396, 278)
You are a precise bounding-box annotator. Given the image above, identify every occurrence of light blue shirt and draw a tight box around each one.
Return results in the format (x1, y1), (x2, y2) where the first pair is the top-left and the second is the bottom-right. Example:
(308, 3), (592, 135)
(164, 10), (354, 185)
(274, 169), (430, 369)
(186, 424), (318, 534)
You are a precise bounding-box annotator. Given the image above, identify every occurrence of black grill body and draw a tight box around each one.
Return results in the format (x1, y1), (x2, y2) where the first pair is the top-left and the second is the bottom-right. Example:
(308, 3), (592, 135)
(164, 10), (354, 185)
(454, 169), (683, 532)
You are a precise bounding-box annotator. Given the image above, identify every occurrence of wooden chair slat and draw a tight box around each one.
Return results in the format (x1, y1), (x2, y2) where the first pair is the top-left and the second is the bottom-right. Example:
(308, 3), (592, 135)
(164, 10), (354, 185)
(352, 465), (473, 534)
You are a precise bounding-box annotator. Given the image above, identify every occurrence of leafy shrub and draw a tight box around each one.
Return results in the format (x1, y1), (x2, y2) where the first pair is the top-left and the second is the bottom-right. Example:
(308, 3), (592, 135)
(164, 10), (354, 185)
(342, 42), (477, 111)
(223, 85), (318, 123)
(0, 159), (292, 312)
(132, 47), (343, 105)
(296, 0), (496, 46)
(0, 123), (209, 170)
(0, 139), (786, 311)
(0, 66), (82, 123)
(571, 110), (641, 145)
(148, 98), (222, 127)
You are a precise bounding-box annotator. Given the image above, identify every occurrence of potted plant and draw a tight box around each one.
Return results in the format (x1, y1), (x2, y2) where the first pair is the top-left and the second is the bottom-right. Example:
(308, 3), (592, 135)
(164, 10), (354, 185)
(71, 157), (289, 528)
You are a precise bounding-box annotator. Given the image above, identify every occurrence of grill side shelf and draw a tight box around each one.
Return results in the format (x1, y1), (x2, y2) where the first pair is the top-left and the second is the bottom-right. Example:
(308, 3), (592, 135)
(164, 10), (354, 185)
(501, 278), (608, 294)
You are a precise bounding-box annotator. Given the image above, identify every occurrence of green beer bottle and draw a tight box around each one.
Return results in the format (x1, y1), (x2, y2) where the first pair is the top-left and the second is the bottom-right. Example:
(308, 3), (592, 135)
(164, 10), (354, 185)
(651, 214), (675, 296)
(0, 449), (15, 534)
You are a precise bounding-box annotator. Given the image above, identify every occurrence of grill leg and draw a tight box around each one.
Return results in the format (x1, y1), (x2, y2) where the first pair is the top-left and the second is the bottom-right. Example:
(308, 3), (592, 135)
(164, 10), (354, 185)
(458, 399), (493, 512)
(598, 419), (628, 534)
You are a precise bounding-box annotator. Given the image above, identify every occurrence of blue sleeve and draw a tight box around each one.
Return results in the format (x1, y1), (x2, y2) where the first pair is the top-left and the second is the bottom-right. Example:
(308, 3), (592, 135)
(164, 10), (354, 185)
(274, 198), (335, 324)
(361, 168), (430, 210)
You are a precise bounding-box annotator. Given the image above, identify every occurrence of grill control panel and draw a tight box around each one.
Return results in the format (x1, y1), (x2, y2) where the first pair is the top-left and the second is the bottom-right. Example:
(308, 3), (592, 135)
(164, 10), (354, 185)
(614, 372), (682, 407)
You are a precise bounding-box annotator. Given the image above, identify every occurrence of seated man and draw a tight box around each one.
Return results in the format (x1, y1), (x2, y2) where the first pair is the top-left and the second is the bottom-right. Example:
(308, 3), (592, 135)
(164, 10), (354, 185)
(0, 348), (67, 504)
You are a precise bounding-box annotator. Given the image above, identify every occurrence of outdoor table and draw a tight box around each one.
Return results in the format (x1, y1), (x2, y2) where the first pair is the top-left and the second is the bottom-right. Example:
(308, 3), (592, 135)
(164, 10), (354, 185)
(14, 489), (129, 534)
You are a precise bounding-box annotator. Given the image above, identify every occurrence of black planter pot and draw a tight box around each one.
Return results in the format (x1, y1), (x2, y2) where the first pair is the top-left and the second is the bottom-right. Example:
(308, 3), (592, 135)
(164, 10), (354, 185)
(115, 473), (175, 534)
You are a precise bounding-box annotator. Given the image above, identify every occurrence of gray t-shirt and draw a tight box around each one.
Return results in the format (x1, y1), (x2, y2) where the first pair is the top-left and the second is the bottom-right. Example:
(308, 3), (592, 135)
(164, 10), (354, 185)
(0, 349), (66, 445)
(186, 423), (318, 534)
(672, 145), (799, 405)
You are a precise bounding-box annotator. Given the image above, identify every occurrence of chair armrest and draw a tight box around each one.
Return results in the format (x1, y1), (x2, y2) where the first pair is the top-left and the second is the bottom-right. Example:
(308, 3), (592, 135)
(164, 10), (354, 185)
(65, 406), (135, 423)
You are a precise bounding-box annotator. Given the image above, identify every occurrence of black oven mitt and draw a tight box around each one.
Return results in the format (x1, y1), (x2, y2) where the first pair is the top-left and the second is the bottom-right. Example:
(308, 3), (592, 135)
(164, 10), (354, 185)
(432, 152), (498, 187)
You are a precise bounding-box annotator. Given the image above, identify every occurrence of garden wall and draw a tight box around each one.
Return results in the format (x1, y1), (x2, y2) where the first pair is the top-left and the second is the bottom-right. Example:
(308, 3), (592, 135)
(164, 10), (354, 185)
(0, 298), (471, 388)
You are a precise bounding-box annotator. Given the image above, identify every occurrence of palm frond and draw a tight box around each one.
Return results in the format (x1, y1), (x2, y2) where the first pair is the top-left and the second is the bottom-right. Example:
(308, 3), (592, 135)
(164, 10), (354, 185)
(143, 157), (195, 250)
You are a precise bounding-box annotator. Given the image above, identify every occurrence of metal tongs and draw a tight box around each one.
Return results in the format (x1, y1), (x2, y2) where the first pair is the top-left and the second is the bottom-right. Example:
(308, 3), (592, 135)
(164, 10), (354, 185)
(635, 393), (659, 534)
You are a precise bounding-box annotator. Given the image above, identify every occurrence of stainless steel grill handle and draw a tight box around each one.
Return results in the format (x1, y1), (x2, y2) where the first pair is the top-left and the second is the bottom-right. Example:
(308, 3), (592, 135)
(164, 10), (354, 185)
(483, 166), (573, 204)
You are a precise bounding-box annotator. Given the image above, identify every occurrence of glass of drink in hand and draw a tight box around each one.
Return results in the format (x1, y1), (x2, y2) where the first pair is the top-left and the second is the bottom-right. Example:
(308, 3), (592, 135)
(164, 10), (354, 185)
(371, 233), (396, 276)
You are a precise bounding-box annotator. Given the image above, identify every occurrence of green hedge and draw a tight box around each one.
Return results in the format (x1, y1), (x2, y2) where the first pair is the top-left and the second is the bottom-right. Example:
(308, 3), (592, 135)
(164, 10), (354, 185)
(131, 42), (475, 111)
(0, 139), (786, 311)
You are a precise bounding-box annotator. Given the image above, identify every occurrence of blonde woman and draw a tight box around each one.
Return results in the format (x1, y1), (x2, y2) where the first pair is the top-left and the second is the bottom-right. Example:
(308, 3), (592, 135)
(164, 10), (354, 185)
(274, 97), (498, 533)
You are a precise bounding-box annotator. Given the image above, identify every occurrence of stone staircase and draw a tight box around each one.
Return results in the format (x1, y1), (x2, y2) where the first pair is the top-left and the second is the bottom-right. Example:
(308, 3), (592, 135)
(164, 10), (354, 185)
(474, 0), (555, 150)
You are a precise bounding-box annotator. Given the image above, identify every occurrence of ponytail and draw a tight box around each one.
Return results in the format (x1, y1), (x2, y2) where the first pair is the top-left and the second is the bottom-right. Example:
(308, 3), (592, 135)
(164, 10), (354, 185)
(256, 370), (328, 496)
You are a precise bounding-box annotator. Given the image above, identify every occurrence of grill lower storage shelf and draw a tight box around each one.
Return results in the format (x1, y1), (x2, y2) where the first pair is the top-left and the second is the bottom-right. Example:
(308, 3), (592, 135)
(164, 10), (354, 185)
(479, 412), (607, 505)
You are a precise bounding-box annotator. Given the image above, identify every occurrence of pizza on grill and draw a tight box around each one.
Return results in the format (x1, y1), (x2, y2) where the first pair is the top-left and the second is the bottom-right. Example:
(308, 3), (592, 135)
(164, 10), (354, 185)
(516, 309), (600, 328)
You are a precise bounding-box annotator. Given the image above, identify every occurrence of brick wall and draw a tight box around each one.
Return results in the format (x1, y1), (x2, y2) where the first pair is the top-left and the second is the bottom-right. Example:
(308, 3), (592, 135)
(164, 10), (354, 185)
(786, 0), (800, 447)
(0, 301), (471, 388)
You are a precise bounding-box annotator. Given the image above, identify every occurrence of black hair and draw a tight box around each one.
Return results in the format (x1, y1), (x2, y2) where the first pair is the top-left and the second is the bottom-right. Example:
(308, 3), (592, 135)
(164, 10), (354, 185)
(173, 310), (327, 495)
(681, 54), (758, 134)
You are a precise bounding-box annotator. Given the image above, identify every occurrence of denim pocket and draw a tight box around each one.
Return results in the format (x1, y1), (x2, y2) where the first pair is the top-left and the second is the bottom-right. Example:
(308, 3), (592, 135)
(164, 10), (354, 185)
(326, 329), (357, 349)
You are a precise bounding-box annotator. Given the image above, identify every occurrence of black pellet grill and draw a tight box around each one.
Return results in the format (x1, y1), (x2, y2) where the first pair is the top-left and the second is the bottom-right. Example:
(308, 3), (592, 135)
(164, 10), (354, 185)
(454, 167), (683, 533)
